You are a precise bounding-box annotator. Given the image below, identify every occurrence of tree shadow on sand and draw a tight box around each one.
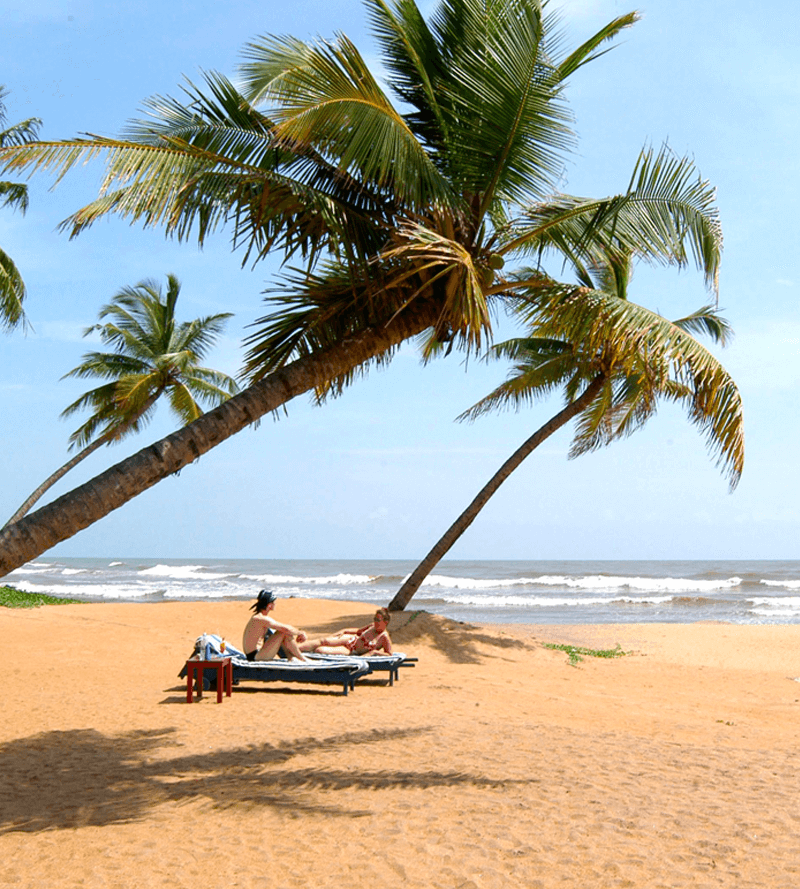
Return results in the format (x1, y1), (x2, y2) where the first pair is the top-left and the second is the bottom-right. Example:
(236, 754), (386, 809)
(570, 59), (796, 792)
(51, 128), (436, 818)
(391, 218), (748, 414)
(0, 725), (527, 833)
(305, 609), (533, 666)
(390, 611), (533, 664)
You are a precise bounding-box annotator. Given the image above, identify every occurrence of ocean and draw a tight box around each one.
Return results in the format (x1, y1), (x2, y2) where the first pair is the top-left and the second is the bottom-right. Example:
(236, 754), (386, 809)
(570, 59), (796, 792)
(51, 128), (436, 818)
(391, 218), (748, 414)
(5, 557), (800, 625)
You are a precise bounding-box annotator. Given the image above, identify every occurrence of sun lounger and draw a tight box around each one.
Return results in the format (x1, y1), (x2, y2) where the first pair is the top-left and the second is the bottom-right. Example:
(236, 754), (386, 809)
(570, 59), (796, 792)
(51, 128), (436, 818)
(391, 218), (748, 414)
(357, 653), (417, 685)
(181, 634), (372, 696)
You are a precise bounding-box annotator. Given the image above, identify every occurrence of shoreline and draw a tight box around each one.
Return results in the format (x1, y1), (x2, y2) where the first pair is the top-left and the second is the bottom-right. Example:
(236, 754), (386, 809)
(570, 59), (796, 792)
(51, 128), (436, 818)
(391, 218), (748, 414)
(3, 598), (800, 886)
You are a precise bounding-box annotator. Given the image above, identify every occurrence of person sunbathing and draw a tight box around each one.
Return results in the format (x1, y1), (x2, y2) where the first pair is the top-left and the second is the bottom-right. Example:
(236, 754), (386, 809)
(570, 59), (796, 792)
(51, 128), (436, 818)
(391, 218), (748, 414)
(302, 607), (393, 656)
(242, 589), (310, 662)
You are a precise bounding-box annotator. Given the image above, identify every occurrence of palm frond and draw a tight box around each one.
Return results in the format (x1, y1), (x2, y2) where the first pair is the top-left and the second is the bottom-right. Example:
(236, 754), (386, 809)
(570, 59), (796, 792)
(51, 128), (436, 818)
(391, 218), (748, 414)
(0, 180), (29, 213)
(0, 245), (27, 331)
(506, 145), (722, 293)
(239, 32), (453, 211)
(509, 283), (743, 487)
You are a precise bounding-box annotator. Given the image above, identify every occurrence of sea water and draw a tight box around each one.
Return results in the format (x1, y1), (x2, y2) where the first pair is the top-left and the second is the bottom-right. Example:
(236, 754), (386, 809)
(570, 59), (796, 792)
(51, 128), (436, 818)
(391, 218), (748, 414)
(5, 557), (800, 626)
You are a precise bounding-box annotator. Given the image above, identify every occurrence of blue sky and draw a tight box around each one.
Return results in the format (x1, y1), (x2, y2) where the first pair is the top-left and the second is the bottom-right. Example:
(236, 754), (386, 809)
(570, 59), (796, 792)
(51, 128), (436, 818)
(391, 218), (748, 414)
(1, 0), (797, 561)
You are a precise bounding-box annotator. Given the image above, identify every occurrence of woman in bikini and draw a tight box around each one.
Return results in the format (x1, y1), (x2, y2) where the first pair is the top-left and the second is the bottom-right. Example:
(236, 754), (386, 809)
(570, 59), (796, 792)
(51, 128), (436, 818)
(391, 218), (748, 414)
(302, 607), (393, 656)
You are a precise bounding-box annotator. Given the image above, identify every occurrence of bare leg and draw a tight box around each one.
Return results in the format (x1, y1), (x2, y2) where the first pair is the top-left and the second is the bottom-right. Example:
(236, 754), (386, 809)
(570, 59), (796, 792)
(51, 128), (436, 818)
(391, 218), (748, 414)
(313, 644), (352, 656)
(254, 632), (286, 661)
(280, 635), (311, 662)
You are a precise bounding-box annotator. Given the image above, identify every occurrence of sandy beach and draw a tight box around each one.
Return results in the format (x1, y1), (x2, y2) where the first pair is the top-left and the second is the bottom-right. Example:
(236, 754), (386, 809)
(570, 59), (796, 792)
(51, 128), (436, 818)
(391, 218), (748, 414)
(2, 598), (800, 888)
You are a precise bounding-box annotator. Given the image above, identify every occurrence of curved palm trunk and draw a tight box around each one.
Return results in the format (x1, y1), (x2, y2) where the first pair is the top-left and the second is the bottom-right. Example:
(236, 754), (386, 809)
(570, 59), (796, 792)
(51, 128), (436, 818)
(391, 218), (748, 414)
(0, 302), (439, 578)
(387, 375), (606, 612)
(2, 437), (106, 529)
(3, 393), (162, 529)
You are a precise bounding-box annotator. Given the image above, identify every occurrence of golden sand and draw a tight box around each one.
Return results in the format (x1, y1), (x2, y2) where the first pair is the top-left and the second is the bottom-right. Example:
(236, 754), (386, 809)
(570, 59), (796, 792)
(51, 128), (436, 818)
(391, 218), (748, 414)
(2, 599), (800, 888)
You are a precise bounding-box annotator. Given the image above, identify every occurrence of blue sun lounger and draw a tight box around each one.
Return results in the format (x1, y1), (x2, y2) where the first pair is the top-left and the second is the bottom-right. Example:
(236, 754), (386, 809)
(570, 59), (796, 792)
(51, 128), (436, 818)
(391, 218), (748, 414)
(356, 653), (417, 685)
(182, 634), (372, 696)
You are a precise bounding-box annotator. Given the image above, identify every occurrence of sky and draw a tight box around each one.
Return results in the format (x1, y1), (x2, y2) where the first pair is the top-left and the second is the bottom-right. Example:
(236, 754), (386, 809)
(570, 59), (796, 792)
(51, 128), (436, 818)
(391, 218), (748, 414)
(1, 0), (798, 562)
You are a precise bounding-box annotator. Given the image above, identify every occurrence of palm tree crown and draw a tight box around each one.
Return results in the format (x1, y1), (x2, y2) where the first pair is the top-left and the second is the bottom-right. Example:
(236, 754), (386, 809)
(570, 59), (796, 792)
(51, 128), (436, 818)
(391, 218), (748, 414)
(62, 273), (238, 447)
(474, 250), (743, 486)
(389, 249), (743, 610)
(0, 85), (41, 330)
(2, 275), (238, 529)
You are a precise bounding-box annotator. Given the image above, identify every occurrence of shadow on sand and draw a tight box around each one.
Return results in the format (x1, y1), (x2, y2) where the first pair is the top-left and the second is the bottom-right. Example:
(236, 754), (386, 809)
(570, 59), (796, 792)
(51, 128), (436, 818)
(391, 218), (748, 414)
(0, 725), (526, 833)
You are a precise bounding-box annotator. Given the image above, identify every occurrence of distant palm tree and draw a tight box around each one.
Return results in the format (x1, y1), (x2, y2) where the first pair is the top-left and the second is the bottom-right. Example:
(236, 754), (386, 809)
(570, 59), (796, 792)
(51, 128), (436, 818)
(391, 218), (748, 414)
(0, 86), (41, 330)
(389, 251), (743, 610)
(2, 274), (238, 527)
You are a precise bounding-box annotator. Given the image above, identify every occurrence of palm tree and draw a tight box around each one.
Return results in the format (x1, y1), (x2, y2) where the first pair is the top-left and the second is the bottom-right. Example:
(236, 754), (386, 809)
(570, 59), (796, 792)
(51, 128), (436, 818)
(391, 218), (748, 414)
(2, 274), (238, 528)
(388, 251), (743, 610)
(0, 86), (41, 330)
(0, 0), (724, 576)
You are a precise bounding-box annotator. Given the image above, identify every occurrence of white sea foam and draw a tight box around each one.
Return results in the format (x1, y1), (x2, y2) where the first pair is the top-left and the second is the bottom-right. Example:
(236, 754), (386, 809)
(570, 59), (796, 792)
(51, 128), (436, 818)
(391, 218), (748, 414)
(7, 563), (58, 575)
(761, 580), (800, 590)
(419, 573), (742, 594)
(138, 564), (234, 580)
(11, 580), (153, 599)
(750, 596), (800, 617)
(240, 572), (375, 586)
(433, 592), (676, 608)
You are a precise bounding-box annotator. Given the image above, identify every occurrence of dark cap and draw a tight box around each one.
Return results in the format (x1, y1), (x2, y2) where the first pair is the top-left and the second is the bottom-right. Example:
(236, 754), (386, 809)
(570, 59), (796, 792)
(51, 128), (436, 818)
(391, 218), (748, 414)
(250, 589), (277, 612)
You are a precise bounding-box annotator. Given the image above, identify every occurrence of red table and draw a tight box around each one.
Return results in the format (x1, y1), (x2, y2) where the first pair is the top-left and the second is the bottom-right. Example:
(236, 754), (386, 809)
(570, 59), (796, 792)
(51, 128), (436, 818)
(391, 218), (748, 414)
(185, 657), (233, 703)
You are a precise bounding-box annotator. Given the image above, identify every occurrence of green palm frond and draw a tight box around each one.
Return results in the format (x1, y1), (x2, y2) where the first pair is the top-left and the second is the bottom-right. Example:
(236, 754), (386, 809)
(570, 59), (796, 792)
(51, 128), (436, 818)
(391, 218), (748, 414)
(243, 259), (413, 390)
(0, 75), (393, 268)
(505, 145), (722, 293)
(0, 245), (27, 332)
(0, 87), (42, 148)
(673, 304), (733, 345)
(365, 0), (450, 150)
(166, 382), (204, 425)
(240, 32), (453, 211)
(0, 87), (41, 331)
(0, 180), (29, 213)
(379, 220), (491, 351)
(496, 279), (743, 487)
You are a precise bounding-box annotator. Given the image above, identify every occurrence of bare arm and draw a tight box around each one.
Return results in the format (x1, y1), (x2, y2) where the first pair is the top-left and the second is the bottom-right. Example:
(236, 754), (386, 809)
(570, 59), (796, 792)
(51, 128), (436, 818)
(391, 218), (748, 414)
(264, 615), (306, 641)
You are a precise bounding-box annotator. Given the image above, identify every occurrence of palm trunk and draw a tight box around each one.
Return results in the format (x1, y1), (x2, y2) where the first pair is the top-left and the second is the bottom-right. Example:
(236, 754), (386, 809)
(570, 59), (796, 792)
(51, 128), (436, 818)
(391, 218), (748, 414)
(0, 302), (439, 578)
(2, 437), (106, 530)
(387, 375), (606, 612)
(2, 393), (162, 530)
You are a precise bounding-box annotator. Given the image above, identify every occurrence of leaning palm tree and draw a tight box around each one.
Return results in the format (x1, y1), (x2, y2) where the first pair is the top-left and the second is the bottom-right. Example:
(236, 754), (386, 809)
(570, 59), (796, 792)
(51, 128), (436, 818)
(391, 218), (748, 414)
(389, 252), (743, 610)
(2, 274), (238, 528)
(0, 0), (723, 576)
(0, 86), (41, 330)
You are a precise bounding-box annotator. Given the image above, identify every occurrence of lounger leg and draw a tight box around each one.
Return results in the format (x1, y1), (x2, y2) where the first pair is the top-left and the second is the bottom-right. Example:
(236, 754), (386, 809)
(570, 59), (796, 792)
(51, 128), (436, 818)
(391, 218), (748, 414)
(216, 664), (223, 703)
(186, 665), (194, 702)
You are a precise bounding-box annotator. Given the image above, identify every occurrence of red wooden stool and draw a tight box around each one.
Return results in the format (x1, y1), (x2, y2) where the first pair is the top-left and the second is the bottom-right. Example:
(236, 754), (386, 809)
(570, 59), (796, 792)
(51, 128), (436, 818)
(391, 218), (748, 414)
(185, 657), (233, 703)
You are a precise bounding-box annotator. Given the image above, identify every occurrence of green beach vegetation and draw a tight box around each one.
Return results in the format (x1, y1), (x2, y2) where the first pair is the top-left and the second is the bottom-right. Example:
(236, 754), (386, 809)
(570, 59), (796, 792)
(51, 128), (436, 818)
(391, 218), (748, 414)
(2, 274), (238, 528)
(0, 585), (82, 608)
(0, 85), (41, 331)
(543, 642), (630, 667)
(0, 0), (730, 578)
